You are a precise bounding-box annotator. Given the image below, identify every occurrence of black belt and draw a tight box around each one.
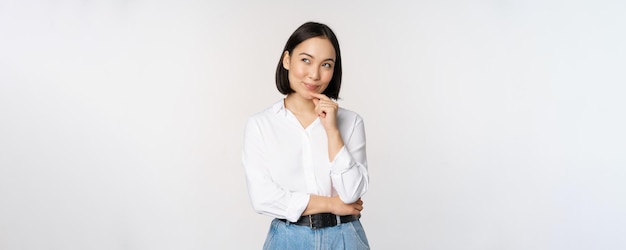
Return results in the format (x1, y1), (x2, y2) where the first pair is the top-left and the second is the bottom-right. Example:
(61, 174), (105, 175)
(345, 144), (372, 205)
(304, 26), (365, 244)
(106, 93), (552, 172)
(279, 213), (360, 229)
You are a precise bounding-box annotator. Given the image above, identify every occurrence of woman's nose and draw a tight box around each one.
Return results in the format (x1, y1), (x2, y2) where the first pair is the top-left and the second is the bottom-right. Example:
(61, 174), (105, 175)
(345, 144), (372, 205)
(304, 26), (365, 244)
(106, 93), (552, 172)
(308, 67), (320, 80)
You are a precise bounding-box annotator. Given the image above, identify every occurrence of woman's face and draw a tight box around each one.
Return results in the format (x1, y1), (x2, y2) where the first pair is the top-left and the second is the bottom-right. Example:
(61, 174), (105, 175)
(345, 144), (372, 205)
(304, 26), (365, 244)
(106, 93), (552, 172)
(283, 37), (336, 100)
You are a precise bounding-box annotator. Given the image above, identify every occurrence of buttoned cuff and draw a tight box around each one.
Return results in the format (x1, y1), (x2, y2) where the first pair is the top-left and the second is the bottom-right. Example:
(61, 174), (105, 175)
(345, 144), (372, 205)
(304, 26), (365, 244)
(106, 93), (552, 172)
(286, 192), (310, 222)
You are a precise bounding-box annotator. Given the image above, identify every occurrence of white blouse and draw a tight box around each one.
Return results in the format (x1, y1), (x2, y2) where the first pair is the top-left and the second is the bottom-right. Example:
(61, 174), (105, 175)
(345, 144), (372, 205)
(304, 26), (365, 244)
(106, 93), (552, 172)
(242, 99), (369, 222)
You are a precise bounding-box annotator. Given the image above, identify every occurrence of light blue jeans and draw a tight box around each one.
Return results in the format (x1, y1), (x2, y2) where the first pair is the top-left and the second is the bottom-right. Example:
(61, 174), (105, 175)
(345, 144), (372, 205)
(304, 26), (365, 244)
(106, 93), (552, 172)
(263, 218), (370, 250)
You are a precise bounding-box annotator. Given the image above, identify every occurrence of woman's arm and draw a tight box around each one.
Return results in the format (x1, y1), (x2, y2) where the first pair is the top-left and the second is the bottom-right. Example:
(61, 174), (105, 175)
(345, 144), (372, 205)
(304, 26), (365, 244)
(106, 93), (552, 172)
(328, 116), (369, 204)
(311, 93), (369, 204)
(242, 118), (310, 222)
(302, 195), (363, 216)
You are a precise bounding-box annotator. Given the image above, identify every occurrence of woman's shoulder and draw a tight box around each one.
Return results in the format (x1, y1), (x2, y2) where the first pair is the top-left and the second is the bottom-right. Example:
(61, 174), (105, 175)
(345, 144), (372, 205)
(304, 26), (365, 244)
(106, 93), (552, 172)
(246, 99), (284, 121)
(337, 106), (364, 124)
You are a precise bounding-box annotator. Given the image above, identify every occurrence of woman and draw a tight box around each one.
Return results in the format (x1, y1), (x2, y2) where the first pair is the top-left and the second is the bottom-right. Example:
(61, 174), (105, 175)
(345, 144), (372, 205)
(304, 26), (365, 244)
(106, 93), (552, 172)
(242, 22), (370, 249)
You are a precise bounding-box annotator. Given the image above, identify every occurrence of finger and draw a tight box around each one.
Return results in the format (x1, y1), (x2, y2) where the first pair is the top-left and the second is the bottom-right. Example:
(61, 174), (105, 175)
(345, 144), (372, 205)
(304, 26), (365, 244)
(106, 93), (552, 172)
(310, 93), (332, 101)
(313, 99), (323, 113)
(318, 101), (337, 106)
(318, 101), (338, 110)
(317, 102), (337, 110)
(315, 105), (324, 115)
(315, 97), (336, 105)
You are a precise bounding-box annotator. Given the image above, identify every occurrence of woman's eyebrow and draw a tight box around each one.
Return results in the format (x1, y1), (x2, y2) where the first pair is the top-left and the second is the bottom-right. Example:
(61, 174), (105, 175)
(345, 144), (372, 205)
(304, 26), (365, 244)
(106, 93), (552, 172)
(298, 52), (335, 62)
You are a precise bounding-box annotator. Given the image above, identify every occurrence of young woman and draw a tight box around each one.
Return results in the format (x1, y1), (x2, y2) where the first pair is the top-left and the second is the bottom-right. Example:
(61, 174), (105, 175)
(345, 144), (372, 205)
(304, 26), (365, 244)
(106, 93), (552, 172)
(242, 22), (370, 249)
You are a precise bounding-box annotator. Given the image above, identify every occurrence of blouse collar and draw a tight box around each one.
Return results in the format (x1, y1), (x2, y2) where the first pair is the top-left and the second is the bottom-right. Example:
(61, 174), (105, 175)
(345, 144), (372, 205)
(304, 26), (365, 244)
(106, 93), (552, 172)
(272, 99), (287, 116)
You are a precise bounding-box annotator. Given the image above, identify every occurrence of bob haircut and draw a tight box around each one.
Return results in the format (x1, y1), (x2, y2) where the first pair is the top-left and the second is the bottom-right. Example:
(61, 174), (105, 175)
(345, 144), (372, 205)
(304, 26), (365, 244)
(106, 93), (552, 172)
(275, 22), (342, 100)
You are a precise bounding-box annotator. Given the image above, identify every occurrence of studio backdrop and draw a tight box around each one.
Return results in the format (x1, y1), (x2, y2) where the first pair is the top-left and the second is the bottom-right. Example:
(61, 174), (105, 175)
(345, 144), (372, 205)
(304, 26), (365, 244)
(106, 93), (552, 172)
(1, 0), (625, 249)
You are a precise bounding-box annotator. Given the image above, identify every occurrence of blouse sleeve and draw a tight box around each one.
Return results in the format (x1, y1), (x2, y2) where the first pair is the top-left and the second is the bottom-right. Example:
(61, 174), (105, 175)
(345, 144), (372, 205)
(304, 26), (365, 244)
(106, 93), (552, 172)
(329, 115), (369, 204)
(242, 118), (310, 222)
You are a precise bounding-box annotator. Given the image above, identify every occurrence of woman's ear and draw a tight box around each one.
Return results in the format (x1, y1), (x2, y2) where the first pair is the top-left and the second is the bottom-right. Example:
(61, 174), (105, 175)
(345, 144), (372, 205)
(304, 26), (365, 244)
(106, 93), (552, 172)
(282, 51), (290, 70)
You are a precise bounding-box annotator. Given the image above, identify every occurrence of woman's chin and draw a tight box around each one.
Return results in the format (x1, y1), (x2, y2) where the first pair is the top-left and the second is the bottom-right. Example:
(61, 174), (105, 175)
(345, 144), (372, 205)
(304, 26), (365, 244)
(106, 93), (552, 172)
(299, 91), (316, 100)
(292, 89), (321, 100)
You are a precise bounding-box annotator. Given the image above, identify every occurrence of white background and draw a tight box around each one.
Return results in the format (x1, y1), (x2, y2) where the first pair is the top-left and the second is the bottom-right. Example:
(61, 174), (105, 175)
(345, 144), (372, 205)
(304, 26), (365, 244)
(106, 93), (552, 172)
(1, 0), (625, 249)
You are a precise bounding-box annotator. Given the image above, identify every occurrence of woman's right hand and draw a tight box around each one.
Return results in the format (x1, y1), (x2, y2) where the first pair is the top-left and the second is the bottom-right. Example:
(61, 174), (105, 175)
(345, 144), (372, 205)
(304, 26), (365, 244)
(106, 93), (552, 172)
(303, 195), (364, 216)
(330, 196), (363, 216)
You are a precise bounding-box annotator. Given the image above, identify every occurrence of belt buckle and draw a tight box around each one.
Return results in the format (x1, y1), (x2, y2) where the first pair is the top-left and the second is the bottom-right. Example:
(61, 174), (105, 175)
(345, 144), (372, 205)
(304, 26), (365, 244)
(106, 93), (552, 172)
(308, 215), (314, 229)
(307, 213), (340, 229)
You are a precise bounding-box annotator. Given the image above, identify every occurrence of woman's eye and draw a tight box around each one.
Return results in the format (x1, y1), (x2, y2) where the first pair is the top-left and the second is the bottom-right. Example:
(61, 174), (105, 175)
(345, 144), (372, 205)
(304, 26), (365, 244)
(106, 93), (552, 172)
(322, 63), (332, 68)
(302, 58), (310, 63)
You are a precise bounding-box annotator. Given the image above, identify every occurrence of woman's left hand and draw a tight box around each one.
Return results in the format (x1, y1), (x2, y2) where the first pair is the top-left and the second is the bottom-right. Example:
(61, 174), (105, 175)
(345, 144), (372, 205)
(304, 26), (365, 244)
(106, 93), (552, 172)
(311, 93), (339, 132)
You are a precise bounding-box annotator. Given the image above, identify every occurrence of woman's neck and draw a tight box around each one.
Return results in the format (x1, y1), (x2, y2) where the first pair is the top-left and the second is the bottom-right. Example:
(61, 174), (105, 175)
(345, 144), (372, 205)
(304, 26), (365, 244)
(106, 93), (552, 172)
(284, 94), (316, 115)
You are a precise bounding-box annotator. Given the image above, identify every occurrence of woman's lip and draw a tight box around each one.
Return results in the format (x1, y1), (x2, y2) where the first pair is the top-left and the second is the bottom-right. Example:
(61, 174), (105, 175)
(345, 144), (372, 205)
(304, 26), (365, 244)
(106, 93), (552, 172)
(304, 83), (319, 90)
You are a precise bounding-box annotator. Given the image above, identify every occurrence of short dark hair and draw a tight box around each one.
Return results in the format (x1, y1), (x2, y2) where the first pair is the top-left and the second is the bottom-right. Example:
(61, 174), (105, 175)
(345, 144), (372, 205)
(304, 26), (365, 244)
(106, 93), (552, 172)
(275, 22), (342, 100)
